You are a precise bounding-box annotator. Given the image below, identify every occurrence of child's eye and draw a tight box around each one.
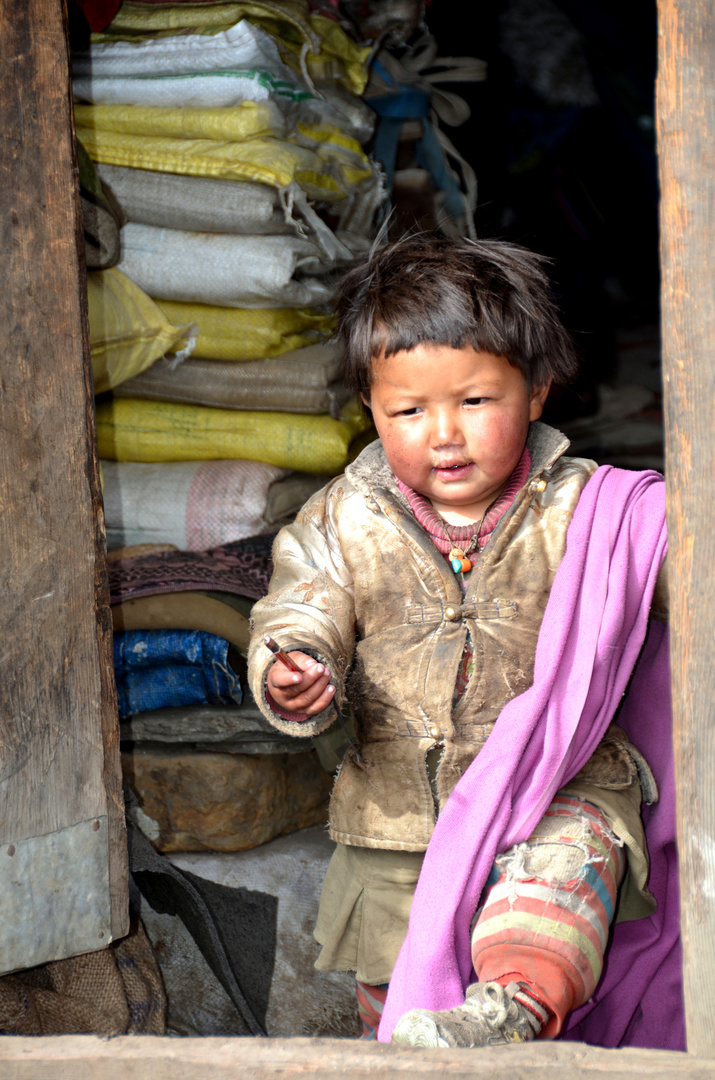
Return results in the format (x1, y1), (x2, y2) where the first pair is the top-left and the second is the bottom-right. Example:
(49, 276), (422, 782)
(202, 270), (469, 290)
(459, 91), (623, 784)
(397, 407), (421, 416)
(463, 397), (488, 406)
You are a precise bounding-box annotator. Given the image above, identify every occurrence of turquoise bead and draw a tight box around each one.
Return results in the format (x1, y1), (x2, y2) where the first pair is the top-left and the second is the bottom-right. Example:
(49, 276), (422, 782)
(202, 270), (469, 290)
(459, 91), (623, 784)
(450, 557), (463, 573)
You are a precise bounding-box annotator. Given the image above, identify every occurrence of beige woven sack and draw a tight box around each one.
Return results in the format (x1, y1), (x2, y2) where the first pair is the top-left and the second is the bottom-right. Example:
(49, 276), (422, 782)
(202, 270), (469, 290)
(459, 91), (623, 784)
(115, 343), (348, 416)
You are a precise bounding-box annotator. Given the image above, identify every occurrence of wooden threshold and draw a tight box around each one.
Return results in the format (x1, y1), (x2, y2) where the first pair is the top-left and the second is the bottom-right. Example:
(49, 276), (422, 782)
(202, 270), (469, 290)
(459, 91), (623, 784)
(0, 1036), (714, 1080)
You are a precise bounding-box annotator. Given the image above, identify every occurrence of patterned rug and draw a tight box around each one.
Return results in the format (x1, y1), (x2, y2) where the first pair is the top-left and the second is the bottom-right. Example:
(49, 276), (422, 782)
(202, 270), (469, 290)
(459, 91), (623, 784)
(108, 533), (275, 605)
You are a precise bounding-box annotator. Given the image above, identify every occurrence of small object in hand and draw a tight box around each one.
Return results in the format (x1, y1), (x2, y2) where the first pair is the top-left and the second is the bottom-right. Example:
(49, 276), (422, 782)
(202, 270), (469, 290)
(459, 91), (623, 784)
(264, 635), (302, 672)
(263, 634), (364, 764)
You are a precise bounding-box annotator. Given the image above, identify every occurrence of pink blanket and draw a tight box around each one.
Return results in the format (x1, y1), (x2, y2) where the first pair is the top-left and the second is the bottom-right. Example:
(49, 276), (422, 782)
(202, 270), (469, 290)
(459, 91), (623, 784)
(379, 465), (684, 1049)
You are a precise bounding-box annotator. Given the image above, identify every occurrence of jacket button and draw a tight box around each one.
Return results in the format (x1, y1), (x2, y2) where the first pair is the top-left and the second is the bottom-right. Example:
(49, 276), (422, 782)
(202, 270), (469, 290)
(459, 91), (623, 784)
(429, 726), (442, 740)
(444, 606), (458, 620)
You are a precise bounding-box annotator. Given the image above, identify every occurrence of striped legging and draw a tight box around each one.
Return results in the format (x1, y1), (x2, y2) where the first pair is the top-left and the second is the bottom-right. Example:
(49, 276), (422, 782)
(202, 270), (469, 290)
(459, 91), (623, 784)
(357, 794), (625, 1039)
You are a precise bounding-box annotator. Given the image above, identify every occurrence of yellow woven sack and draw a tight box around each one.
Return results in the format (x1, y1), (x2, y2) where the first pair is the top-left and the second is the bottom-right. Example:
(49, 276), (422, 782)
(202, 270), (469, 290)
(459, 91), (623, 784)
(250, 13), (370, 95)
(95, 396), (371, 475)
(76, 125), (322, 191)
(88, 268), (195, 394)
(308, 14), (370, 95)
(293, 122), (373, 190)
(75, 102), (282, 143)
(153, 301), (334, 361)
(96, 1), (316, 42)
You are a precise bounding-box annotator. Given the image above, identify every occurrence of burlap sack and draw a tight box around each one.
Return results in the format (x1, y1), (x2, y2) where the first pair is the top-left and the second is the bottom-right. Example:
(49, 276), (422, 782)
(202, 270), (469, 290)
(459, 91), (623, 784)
(0, 913), (166, 1036)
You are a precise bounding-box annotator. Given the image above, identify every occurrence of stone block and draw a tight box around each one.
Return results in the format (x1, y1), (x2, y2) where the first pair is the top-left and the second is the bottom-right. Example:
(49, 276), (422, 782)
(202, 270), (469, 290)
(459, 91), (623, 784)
(123, 746), (331, 853)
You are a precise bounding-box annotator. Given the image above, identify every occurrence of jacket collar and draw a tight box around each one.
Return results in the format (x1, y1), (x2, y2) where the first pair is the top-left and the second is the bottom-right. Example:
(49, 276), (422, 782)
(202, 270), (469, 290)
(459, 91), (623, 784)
(345, 421), (570, 507)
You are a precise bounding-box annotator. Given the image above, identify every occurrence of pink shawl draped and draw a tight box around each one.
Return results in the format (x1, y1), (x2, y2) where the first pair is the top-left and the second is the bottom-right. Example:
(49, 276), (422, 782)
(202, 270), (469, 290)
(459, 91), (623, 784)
(378, 465), (683, 1049)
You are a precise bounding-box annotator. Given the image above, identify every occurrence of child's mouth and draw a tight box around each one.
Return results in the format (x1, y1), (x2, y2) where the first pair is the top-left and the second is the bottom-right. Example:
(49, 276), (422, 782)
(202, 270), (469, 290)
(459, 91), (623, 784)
(434, 461), (473, 479)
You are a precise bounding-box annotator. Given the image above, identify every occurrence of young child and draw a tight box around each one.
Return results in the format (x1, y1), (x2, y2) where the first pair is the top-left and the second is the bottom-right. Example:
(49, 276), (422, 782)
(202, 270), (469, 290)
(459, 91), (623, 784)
(247, 235), (666, 1048)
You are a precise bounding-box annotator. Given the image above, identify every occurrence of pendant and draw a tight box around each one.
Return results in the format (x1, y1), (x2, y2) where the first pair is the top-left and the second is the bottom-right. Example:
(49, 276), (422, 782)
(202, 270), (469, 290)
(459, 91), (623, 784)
(449, 547), (472, 574)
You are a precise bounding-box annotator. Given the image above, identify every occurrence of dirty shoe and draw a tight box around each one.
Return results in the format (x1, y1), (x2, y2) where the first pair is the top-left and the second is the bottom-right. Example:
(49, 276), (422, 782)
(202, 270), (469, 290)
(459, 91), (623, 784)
(390, 981), (548, 1048)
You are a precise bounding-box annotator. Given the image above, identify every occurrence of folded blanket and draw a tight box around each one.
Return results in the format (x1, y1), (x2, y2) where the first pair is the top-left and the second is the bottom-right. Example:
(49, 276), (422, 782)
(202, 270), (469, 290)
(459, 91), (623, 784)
(101, 458), (326, 550)
(379, 466), (682, 1050)
(108, 533), (275, 606)
(114, 344), (349, 416)
(114, 629), (242, 719)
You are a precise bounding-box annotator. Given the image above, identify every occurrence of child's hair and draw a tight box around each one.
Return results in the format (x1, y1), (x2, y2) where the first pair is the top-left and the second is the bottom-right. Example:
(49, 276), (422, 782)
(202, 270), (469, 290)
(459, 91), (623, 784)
(335, 233), (578, 395)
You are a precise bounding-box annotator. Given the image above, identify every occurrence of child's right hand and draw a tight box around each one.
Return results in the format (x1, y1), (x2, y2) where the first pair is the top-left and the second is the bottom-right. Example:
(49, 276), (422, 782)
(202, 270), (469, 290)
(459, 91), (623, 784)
(266, 652), (336, 720)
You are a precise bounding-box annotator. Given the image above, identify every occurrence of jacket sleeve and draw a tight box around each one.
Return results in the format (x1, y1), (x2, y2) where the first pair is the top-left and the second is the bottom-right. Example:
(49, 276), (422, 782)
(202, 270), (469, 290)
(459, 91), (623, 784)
(247, 480), (356, 738)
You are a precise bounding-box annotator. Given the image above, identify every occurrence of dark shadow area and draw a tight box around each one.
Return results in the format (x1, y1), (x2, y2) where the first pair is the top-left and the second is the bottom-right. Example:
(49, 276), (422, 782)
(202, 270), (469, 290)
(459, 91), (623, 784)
(419, 0), (662, 467)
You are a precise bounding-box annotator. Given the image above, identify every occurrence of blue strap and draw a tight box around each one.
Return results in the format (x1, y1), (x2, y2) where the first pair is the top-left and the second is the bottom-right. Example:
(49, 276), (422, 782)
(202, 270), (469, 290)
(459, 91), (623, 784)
(369, 87), (430, 119)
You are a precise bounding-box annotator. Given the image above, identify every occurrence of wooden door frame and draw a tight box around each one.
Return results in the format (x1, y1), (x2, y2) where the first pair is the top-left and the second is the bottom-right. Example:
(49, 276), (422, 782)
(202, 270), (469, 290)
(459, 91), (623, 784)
(658, 0), (715, 1058)
(1, 0), (714, 1072)
(0, 0), (127, 973)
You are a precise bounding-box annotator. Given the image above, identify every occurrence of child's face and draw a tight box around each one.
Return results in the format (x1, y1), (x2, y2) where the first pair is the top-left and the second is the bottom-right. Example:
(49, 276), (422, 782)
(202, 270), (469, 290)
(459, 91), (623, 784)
(364, 343), (550, 524)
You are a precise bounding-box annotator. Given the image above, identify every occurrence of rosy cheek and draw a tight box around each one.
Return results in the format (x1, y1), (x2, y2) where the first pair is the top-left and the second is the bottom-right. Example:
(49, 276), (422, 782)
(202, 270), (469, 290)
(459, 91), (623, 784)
(380, 429), (421, 477)
(475, 412), (528, 468)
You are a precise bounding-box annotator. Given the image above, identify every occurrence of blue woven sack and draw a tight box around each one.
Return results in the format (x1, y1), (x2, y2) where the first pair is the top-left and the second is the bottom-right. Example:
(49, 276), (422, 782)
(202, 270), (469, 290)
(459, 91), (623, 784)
(114, 628), (242, 719)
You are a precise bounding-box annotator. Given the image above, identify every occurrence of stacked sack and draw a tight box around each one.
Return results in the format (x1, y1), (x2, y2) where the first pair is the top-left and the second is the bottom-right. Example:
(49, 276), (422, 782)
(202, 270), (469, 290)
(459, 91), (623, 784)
(72, 0), (379, 854)
(73, 3), (379, 1036)
(74, 0), (382, 550)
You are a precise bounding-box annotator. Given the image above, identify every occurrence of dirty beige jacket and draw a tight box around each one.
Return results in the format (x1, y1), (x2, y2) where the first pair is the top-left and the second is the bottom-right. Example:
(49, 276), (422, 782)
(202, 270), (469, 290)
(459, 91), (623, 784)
(248, 422), (656, 853)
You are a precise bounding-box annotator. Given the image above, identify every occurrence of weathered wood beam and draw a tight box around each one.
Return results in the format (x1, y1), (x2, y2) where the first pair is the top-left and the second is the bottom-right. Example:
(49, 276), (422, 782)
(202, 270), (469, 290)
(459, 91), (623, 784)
(657, 0), (715, 1059)
(0, 1036), (714, 1080)
(0, 0), (128, 965)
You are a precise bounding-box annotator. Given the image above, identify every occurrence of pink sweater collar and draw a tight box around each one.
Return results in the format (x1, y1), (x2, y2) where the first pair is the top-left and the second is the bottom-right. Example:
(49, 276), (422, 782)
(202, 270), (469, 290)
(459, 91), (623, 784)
(397, 447), (532, 557)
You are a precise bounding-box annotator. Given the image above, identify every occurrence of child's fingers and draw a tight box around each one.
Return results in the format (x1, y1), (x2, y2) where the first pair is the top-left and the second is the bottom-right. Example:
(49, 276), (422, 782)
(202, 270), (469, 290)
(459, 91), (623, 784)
(290, 669), (335, 713)
(266, 654), (336, 716)
(268, 654), (327, 692)
(302, 682), (337, 716)
(276, 666), (333, 711)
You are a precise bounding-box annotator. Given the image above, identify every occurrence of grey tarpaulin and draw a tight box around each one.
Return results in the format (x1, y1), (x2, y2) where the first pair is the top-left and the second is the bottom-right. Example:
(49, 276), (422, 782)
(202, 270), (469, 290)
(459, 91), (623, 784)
(126, 792), (276, 1036)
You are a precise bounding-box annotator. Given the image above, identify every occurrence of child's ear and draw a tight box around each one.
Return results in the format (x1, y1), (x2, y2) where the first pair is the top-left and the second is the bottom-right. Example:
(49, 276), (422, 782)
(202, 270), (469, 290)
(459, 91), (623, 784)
(360, 392), (372, 410)
(529, 379), (552, 421)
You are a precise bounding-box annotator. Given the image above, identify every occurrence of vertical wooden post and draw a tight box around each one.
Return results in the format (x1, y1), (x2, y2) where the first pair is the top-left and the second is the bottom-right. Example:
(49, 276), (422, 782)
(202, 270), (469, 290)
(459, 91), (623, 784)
(657, 0), (715, 1056)
(0, 0), (128, 969)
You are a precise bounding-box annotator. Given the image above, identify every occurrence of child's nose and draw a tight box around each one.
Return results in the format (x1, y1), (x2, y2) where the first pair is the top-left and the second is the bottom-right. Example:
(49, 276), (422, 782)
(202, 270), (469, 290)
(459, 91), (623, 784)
(431, 408), (463, 447)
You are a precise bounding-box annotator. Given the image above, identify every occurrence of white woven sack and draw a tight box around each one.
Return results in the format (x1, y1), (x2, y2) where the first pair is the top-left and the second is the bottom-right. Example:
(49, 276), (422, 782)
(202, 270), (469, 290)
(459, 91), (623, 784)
(94, 172), (354, 264)
(72, 70), (311, 111)
(73, 19), (295, 80)
(117, 224), (339, 308)
(71, 19), (367, 138)
(101, 458), (289, 550)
